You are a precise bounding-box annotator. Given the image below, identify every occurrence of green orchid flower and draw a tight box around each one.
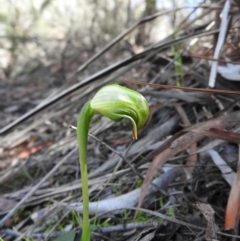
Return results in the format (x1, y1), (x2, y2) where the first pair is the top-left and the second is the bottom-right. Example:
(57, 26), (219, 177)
(77, 84), (149, 241)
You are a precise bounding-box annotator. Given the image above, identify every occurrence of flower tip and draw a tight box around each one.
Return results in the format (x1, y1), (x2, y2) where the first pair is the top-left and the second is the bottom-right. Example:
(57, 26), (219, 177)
(132, 130), (138, 140)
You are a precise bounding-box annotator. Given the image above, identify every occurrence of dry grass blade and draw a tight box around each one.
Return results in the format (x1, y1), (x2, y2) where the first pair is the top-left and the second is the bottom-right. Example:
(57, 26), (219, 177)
(124, 78), (240, 96)
(136, 111), (240, 218)
(174, 104), (197, 173)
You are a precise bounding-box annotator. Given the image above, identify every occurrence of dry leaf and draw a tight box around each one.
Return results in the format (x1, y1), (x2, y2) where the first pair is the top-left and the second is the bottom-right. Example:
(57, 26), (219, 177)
(174, 104), (197, 173)
(136, 111), (240, 218)
(225, 146), (240, 230)
(193, 203), (219, 240)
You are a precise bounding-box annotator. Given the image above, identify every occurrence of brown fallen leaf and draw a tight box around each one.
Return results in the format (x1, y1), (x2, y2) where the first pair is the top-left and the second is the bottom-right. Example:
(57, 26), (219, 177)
(193, 203), (219, 241)
(136, 111), (240, 218)
(10, 141), (53, 161)
(1, 140), (53, 170)
(224, 145), (240, 230)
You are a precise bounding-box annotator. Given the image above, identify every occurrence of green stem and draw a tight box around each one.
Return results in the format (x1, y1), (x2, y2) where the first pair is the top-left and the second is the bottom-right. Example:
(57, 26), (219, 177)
(77, 101), (95, 241)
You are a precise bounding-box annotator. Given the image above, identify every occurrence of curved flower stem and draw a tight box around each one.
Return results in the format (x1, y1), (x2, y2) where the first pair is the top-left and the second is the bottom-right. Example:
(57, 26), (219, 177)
(77, 101), (95, 241)
(76, 84), (149, 241)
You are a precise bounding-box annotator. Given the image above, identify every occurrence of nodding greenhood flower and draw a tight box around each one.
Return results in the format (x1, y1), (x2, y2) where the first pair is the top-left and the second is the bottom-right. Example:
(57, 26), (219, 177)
(77, 84), (149, 241)
(90, 84), (149, 139)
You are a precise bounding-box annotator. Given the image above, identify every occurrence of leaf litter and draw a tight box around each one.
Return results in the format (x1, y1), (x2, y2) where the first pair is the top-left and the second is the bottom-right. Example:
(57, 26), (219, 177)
(1, 2), (240, 241)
